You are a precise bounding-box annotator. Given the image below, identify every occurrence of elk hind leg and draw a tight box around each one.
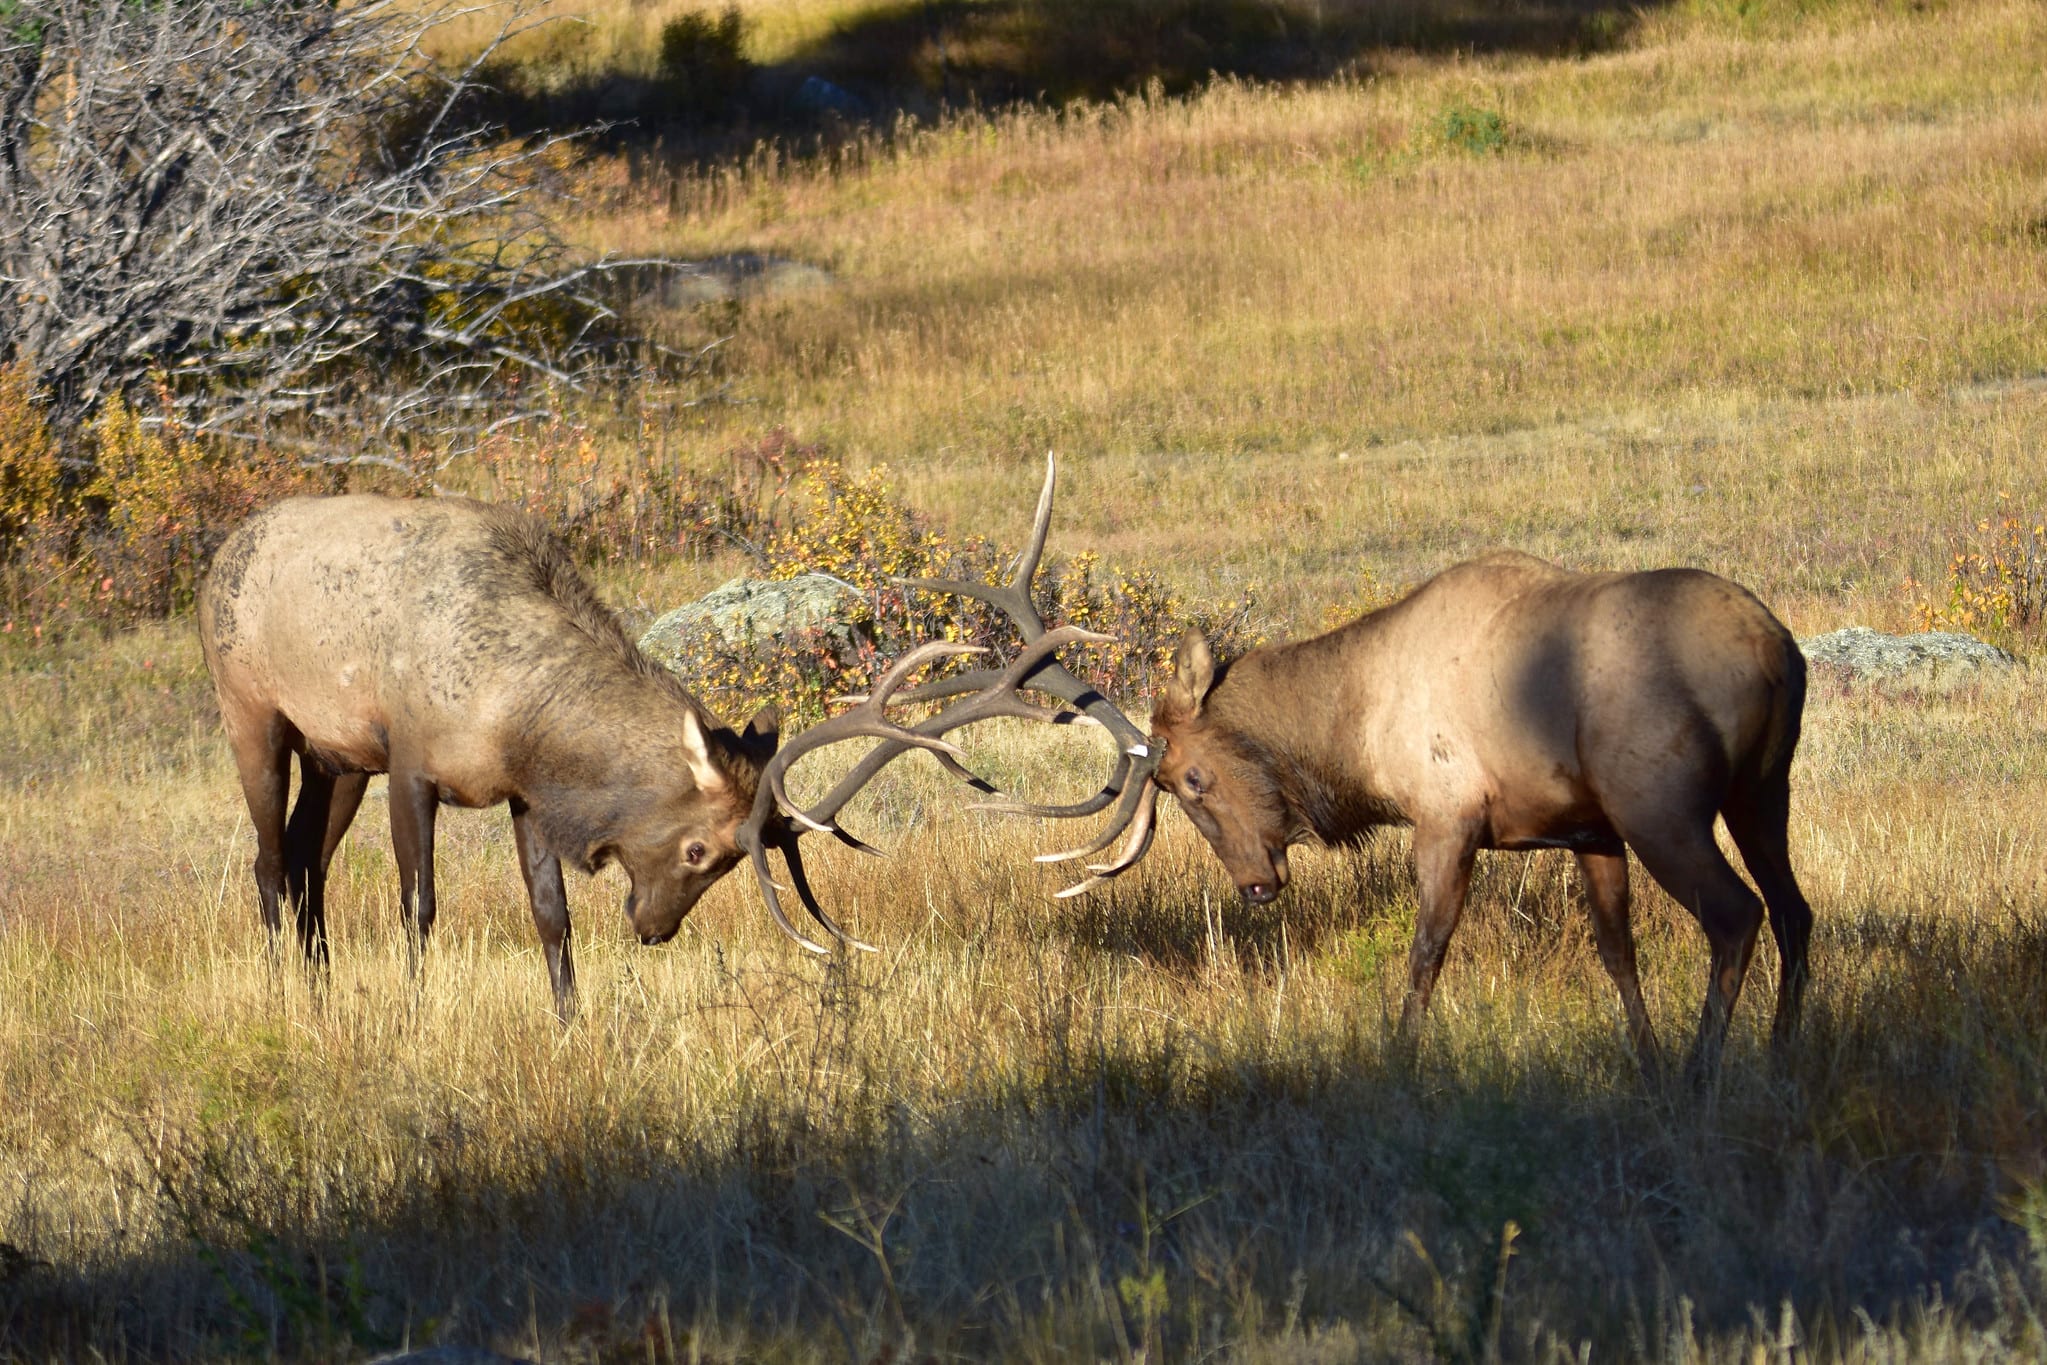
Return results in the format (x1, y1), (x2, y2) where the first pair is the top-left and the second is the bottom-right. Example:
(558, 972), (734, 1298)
(1576, 848), (1662, 1075)
(282, 765), (369, 972)
(224, 710), (294, 952)
(1622, 818), (1764, 1082)
(1724, 770), (1813, 1049)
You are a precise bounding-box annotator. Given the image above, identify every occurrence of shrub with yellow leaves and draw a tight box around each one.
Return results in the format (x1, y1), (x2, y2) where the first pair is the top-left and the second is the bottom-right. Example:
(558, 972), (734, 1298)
(0, 362), (62, 552)
(83, 395), (315, 620)
(1907, 493), (2047, 650)
(2, 379), (316, 639)
(664, 458), (1258, 724)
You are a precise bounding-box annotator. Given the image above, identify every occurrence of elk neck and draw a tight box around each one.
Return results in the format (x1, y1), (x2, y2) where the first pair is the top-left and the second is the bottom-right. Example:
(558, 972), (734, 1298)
(1198, 612), (1406, 846)
(499, 641), (754, 874)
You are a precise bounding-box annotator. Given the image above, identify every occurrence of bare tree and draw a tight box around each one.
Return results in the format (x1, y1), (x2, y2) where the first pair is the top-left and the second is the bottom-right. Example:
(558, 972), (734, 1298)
(0, 0), (689, 468)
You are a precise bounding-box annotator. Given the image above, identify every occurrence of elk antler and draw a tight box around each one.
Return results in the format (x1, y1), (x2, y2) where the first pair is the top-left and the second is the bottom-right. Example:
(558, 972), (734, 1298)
(734, 454), (1162, 955)
(893, 453), (1163, 899)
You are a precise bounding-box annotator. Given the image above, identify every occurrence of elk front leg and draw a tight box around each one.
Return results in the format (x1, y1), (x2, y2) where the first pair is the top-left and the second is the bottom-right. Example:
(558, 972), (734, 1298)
(388, 767), (440, 974)
(511, 801), (575, 1021)
(1400, 819), (1480, 1039)
(1576, 848), (1662, 1076)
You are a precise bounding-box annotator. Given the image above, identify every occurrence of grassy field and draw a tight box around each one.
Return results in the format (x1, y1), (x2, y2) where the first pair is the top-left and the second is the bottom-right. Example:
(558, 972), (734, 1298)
(9, 0), (2047, 1359)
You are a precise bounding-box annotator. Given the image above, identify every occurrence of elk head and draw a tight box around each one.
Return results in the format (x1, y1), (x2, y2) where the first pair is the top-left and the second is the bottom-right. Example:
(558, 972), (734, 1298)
(619, 705), (782, 945)
(1148, 629), (1291, 904)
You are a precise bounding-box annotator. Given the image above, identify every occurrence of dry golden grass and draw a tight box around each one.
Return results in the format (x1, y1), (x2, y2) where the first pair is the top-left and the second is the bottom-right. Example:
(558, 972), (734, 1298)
(10, 0), (2047, 1358)
(581, 0), (2047, 623)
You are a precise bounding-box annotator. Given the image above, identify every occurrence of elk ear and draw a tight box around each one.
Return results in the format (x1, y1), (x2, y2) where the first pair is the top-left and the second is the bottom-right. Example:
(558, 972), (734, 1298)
(1165, 627), (1215, 719)
(678, 709), (727, 794)
(741, 703), (781, 759)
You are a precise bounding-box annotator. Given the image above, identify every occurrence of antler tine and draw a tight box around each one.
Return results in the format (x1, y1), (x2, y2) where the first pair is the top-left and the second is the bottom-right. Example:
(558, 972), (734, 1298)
(1029, 764), (1153, 863)
(778, 832), (877, 953)
(742, 836), (832, 955)
(874, 669), (1102, 725)
(865, 640), (989, 707)
(894, 450), (1060, 640)
(1014, 448), (1059, 588)
(1051, 781), (1162, 900)
(965, 753), (1128, 818)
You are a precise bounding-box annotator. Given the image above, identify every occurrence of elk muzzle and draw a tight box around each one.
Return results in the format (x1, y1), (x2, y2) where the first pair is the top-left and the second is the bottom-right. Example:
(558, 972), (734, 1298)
(624, 862), (734, 946)
(1235, 845), (1290, 905)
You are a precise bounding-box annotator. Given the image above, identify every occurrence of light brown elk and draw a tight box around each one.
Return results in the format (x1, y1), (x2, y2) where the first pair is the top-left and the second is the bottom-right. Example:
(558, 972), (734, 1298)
(894, 462), (1813, 1078)
(197, 491), (1131, 1017)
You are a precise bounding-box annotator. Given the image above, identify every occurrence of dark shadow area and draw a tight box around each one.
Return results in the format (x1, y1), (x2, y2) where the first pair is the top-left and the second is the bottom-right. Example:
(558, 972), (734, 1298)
(467, 0), (1678, 160)
(7, 904), (2046, 1361)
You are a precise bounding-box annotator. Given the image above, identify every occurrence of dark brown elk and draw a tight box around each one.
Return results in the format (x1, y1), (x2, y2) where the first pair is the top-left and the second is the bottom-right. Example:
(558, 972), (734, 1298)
(1139, 556), (1812, 1077)
(197, 492), (1126, 1017)
(889, 463), (1811, 1078)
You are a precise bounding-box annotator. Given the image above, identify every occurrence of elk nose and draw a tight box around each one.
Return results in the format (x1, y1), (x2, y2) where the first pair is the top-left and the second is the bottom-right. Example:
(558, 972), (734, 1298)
(1240, 882), (1279, 905)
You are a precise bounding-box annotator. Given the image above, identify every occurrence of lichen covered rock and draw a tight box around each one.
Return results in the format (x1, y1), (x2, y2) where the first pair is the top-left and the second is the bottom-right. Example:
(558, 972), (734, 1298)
(1798, 626), (2021, 688)
(638, 574), (864, 669)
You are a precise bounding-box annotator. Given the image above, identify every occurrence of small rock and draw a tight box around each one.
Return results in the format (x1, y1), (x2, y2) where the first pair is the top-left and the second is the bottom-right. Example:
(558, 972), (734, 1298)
(621, 252), (834, 307)
(1797, 626), (2021, 688)
(639, 574), (865, 669)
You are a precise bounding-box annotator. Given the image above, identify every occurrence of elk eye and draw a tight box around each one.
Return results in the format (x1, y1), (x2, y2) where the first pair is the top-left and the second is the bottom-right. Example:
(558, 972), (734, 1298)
(1183, 769), (1207, 798)
(684, 841), (707, 865)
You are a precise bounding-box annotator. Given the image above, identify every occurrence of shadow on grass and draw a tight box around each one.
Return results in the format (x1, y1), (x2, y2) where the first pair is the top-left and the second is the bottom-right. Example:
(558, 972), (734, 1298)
(469, 0), (1675, 158)
(9, 900), (2047, 1361)
(775, 0), (1662, 110)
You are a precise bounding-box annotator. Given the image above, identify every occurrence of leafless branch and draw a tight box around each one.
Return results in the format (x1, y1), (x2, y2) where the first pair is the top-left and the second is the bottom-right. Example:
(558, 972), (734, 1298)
(0, 0), (705, 470)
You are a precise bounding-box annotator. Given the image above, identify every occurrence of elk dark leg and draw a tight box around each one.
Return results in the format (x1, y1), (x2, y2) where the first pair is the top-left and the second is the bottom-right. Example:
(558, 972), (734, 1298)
(283, 760), (338, 969)
(1725, 771), (1813, 1050)
(511, 801), (575, 1021)
(387, 767), (440, 973)
(1576, 848), (1662, 1074)
(282, 768), (368, 974)
(1623, 821), (1764, 1082)
(1400, 820), (1480, 1038)
(224, 712), (293, 951)
(322, 772), (369, 869)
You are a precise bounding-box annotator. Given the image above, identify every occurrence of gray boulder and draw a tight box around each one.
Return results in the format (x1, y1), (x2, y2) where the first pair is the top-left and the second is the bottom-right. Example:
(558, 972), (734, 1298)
(1797, 626), (2021, 688)
(638, 574), (865, 668)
